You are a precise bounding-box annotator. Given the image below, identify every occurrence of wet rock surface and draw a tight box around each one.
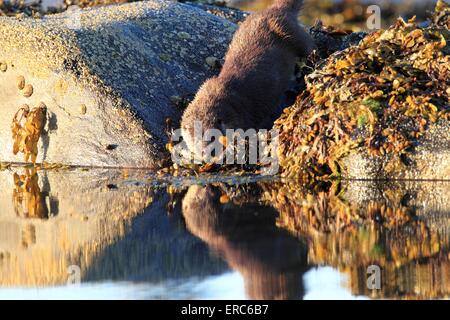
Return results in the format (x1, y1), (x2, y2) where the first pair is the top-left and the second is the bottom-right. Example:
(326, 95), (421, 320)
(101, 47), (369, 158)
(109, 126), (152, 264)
(0, 0), (236, 167)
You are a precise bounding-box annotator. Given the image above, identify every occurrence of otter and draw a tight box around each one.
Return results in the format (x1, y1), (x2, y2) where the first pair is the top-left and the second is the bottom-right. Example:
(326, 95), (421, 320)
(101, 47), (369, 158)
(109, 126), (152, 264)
(180, 0), (315, 160)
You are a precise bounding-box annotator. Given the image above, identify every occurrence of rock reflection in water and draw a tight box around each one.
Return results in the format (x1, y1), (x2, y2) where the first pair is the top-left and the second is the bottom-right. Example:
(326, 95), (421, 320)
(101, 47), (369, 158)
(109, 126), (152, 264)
(181, 185), (309, 299)
(12, 169), (52, 220)
(0, 168), (225, 287)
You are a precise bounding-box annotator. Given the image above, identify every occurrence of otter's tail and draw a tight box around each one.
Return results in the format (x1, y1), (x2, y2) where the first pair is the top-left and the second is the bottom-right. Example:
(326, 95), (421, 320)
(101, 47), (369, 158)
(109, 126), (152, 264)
(272, 0), (304, 13)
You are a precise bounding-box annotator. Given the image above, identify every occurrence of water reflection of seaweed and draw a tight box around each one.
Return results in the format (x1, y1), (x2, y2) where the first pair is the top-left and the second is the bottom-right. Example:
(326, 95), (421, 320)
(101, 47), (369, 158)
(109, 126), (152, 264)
(233, 0), (437, 30)
(260, 180), (450, 299)
(182, 184), (309, 300)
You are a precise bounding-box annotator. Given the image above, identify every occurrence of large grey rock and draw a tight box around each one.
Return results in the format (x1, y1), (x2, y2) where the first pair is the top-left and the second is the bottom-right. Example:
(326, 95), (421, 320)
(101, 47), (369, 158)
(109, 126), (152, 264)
(0, 0), (237, 167)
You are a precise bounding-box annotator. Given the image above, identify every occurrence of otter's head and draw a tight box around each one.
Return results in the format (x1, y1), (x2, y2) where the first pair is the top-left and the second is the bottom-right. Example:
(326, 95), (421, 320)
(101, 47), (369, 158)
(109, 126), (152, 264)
(180, 77), (246, 160)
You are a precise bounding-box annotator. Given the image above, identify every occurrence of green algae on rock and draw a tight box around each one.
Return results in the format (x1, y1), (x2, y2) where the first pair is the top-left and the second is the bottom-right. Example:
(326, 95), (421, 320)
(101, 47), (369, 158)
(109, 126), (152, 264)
(0, 1), (236, 167)
(275, 4), (450, 180)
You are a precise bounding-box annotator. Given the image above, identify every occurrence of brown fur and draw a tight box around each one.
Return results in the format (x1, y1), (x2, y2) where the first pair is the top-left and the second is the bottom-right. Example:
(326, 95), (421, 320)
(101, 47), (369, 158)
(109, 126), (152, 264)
(181, 0), (315, 158)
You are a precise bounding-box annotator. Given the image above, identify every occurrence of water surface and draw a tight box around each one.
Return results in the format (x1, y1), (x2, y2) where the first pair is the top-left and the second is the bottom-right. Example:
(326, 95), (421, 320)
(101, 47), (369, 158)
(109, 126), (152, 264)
(0, 167), (448, 299)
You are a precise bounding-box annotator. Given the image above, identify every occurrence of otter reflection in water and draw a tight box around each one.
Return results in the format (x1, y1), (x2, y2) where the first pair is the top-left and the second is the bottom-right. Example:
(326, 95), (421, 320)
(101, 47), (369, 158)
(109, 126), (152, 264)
(181, 184), (309, 300)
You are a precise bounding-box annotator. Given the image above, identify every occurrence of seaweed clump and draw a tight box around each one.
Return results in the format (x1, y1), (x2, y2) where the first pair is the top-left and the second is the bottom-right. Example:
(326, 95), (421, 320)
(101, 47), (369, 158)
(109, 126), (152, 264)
(11, 104), (47, 164)
(275, 2), (450, 180)
(0, 0), (43, 17)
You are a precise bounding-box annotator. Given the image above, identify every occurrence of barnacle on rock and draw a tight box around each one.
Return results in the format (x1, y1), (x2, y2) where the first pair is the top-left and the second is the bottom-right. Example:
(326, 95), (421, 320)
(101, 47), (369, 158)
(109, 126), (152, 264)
(22, 84), (33, 98)
(11, 103), (47, 164)
(16, 75), (25, 90)
(275, 3), (450, 179)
